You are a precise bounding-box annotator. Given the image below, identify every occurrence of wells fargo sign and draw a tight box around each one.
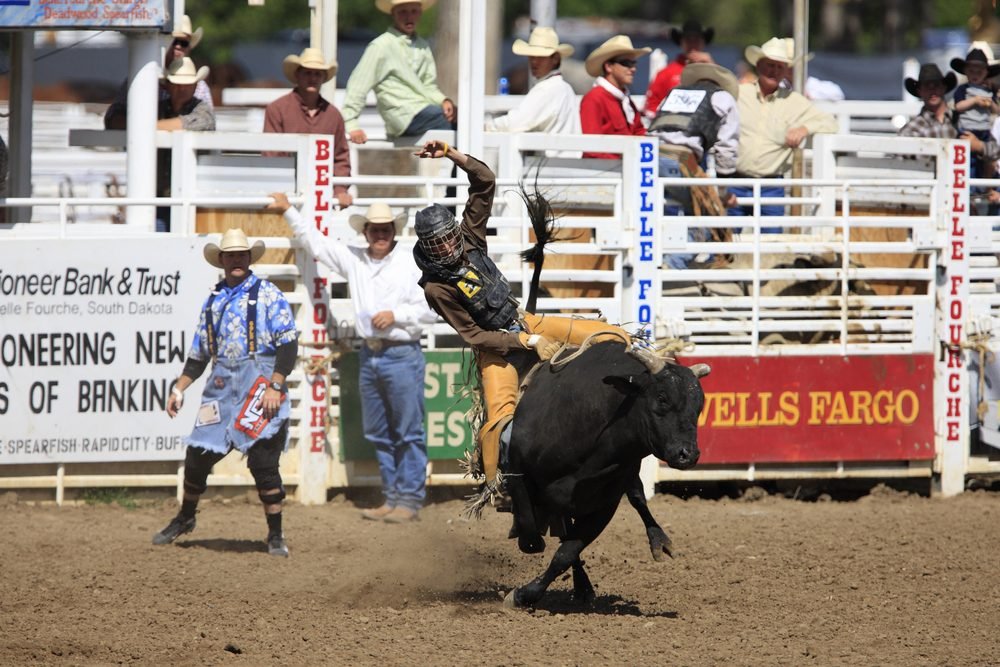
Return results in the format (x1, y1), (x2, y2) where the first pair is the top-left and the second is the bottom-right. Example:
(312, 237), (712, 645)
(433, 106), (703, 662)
(683, 355), (935, 463)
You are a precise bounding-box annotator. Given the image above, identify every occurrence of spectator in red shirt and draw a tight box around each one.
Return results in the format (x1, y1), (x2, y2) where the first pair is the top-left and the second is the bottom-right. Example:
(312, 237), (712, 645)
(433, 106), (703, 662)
(580, 35), (651, 159)
(643, 20), (715, 120)
(264, 48), (352, 207)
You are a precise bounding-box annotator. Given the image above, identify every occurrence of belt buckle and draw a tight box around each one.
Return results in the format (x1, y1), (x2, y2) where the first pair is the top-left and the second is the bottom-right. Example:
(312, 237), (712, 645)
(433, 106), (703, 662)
(366, 338), (384, 353)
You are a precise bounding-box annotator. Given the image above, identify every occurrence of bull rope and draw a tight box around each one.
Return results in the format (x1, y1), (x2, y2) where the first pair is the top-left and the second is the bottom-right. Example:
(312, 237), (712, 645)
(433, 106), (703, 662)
(298, 339), (348, 433)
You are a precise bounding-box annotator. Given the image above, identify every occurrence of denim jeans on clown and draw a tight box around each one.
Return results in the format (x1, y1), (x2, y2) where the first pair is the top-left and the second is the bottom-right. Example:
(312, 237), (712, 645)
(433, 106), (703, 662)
(360, 342), (427, 511)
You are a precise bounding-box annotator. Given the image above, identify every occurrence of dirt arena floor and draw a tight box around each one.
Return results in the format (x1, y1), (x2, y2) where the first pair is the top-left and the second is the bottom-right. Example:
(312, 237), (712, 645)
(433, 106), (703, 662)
(3, 484), (1000, 666)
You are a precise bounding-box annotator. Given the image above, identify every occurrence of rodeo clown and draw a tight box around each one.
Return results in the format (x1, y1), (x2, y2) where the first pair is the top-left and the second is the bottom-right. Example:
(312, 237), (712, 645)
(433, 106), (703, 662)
(411, 140), (635, 500)
(153, 228), (298, 557)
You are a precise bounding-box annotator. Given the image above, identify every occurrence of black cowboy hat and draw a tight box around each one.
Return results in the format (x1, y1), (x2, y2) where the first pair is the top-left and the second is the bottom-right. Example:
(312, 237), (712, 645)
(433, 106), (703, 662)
(670, 20), (714, 47)
(904, 63), (958, 98)
(950, 48), (1000, 78)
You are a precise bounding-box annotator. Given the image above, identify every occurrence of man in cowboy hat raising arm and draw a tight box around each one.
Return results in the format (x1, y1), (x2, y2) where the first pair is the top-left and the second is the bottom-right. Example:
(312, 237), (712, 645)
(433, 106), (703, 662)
(486, 26), (580, 139)
(270, 194), (437, 523)
(580, 34), (652, 159)
(342, 1), (455, 144)
(153, 229), (299, 556)
(644, 19), (716, 120)
(731, 37), (837, 224)
(265, 48), (352, 208)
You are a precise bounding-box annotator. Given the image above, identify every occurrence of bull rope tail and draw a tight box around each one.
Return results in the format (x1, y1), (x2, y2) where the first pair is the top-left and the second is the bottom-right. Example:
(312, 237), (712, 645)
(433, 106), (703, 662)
(959, 333), (995, 421)
(299, 339), (347, 433)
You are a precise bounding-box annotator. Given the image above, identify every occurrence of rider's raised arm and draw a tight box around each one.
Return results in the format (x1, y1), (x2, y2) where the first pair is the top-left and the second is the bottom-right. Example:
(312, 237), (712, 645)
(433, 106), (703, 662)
(416, 141), (496, 248)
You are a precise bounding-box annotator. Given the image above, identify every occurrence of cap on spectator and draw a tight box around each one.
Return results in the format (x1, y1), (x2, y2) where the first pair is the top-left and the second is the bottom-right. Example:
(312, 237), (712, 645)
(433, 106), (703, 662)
(349, 203), (408, 235)
(282, 48), (338, 85)
(163, 57), (209, 85)
(172, 15), (203, 49)
(670, 20), (714, 47)
(584, 35), (652, 78)
(376, 0), (436, 14)
(203, 229), (265, 268)
(512, 27), (574, 58)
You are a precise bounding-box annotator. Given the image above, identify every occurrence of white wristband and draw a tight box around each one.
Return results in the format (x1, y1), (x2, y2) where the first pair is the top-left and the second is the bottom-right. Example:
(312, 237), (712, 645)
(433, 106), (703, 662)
(526, 334), (541, 347)
(171, 387), (184, 402)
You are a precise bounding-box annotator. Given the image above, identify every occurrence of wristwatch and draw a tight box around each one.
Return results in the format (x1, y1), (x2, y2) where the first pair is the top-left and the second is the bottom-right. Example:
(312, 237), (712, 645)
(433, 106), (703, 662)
(268, 380), (285, 393)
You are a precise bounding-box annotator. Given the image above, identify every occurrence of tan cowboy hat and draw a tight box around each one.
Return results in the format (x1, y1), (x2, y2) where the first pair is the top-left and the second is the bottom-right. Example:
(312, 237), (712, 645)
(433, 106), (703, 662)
(163, 57), (209, 85)
(282, 48), (338, 85)
(348, 203), (408, 235)
(375, 0), (436, 14)
(585, 35), (652, 78)
(681, 62), (739, 100)
(172, 15), (203, 50)
(203, 229), (266, 268)
(512, 26), (574, 58)
(745, 36), (813, 67)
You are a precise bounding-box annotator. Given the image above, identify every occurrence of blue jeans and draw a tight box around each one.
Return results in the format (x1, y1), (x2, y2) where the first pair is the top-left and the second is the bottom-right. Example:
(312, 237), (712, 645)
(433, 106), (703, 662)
(402, 104), (454, 137)
(727, 184), (785, 233)
(360, 342), (428, 510)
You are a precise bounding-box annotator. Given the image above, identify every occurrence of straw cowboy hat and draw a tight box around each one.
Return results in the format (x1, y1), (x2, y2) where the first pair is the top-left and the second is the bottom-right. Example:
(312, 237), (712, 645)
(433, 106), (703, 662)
(670, 20), (714, 47)
(172, 15), (203, 49)
(745, 36), (813, 67)
(512, 26), (574, 58)
(163, 57), (209, 85)
(375, 0), (436, 13)
(203, 229), (266, 268)
(904, 63), (957, 98)
(585, 35), (652, 78)
(348, 202), (408, 235)
(950, 48), (1000, 78)
(282, 48), (338, 85)
(681, 62), (739, 100)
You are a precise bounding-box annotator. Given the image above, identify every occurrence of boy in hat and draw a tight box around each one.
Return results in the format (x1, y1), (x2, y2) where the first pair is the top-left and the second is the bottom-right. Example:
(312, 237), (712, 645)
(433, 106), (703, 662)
(580, 35), (652, 159)
(951, 47), (1000, 179)
(644, 19), (716, 119)
(264, 48), (352, 208)
(154, 229), (299, 556)
(341, 0), (455, 143)
(486, 26), (579, 139)
(269, 194), (436, 523)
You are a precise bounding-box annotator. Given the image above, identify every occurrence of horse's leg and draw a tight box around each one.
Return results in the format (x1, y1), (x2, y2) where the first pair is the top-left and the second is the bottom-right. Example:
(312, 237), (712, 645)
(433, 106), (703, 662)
(625, 474), (673, 561)
(504, 502), (618, 608)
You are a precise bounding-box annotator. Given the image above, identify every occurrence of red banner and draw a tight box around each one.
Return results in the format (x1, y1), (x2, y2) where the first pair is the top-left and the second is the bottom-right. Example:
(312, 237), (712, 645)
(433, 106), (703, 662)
(680, 355), (935, 464)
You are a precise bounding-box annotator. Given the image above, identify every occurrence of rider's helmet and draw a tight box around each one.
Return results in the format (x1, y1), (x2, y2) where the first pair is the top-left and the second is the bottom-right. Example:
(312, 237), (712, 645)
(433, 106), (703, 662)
(415, 204), (464, 266)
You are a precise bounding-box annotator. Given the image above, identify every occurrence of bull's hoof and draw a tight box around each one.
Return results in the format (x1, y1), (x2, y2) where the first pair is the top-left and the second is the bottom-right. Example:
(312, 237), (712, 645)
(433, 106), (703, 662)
(647, 527), (674, 561)
(518, 533), (545, 554)
(503, 588), (522, 609)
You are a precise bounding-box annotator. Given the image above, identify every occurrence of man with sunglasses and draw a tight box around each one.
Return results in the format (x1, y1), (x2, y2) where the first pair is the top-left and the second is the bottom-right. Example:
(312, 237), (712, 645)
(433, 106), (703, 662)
(580, 35), (652, 159)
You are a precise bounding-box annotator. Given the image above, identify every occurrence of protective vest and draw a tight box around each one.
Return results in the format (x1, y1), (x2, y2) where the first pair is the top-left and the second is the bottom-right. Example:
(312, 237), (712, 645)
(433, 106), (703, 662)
(649, 80), (723, 148)
(418, 246), (520, 331)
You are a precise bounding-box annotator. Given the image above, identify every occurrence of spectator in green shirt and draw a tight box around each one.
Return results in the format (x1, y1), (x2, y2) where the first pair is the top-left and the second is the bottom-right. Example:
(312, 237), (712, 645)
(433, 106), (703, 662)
(341, 0), (456, 144)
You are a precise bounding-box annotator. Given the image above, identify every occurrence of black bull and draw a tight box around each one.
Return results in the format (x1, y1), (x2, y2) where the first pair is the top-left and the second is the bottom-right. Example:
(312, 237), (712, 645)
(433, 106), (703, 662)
(501, 340), (710, 608)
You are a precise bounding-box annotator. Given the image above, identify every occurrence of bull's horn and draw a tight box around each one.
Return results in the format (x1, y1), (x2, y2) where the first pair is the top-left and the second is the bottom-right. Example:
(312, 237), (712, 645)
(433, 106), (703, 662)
(690, 363), (711, 378)
(627, 345), (666, 375)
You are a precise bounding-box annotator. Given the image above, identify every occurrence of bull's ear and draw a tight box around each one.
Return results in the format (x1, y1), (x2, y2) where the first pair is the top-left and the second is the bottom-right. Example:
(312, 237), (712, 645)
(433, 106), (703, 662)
(603, 374), (646, 395)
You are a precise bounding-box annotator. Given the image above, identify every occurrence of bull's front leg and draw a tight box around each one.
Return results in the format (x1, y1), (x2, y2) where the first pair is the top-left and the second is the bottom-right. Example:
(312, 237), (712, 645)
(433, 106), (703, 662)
(571, 558), (595, 604)
(625, 475), (673, 561)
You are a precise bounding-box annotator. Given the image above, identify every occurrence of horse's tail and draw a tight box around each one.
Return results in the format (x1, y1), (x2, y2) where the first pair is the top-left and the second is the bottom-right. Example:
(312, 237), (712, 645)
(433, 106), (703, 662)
(517, 182), (558, 314)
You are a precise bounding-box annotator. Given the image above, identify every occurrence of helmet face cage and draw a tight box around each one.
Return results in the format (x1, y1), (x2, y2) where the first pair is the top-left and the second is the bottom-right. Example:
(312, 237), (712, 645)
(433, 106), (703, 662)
(418, 224), (463, 264)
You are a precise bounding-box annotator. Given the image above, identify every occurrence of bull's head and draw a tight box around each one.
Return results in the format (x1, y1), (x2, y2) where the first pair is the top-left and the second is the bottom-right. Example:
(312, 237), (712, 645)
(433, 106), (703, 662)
(606, 351), (710, 470)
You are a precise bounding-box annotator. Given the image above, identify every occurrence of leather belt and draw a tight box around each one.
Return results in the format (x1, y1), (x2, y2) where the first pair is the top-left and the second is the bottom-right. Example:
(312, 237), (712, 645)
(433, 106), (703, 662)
(363, 338), (415, 353)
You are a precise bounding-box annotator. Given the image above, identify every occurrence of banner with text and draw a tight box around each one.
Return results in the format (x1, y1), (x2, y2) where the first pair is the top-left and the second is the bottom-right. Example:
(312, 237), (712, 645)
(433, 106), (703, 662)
(0, 238), (217, 464)
(684, 355), (935, 464)
(0, 0), (168, 29)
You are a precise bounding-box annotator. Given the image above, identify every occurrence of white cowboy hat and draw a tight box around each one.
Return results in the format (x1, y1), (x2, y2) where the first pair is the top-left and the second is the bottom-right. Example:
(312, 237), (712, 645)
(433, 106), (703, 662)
(585, 34), (651, 78)
(163, 57), (209, 85)
(681, 62), (739, 100)
(172, 15), (203, 50)
(282, 48), (338, 85)
(348, 203), (408, 235)
(512, 26), (574, 58)
(375, 0), (436, 14)
(203, 229), (266, 268)
(745, 36), (814, 67)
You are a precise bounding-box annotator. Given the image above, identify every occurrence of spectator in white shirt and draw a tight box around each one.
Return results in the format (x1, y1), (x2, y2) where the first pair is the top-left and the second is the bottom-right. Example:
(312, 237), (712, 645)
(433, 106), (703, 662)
(271, 194), (438, 524)
(486, 26), (580, 138)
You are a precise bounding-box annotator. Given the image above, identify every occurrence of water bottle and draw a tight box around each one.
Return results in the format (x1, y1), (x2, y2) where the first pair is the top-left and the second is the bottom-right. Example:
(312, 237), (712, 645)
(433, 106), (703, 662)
(498, 76), (509, 95)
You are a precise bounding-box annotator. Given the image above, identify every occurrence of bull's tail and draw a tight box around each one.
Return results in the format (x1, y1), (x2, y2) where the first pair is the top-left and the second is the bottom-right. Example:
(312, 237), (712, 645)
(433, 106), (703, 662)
(517, 182), (560, 314)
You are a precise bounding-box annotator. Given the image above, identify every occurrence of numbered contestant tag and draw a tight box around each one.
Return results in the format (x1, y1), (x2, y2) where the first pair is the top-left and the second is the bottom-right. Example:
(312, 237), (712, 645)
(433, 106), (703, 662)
(660, 88), (706, 114)
(235, 376), (286, 439)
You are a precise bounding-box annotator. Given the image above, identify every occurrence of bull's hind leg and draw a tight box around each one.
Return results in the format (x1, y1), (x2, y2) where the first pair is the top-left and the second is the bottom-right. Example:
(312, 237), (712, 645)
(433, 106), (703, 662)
(504, 503), (618, 609)
(625, 475), (673, 561)
(571, 559), (595, 604)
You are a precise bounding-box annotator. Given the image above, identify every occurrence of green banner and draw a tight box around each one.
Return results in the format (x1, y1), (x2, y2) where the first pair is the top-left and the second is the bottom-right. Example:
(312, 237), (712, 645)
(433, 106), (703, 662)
(337, 349), (477, 461)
